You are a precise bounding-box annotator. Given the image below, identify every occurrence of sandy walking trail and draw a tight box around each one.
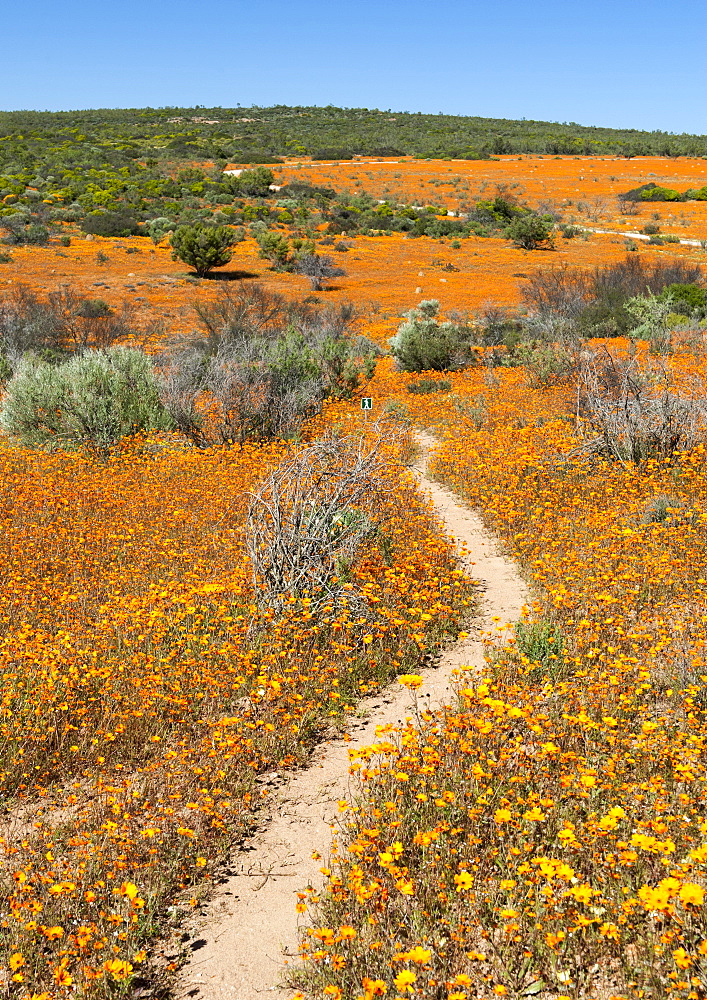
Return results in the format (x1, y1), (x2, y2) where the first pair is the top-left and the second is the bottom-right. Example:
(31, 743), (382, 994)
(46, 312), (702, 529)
(176, 432), (528, 1000)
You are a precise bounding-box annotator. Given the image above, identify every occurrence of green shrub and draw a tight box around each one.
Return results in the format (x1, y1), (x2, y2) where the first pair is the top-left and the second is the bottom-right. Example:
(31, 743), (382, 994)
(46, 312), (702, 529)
(257, 231), (291, 267)
(515, 618), (564, 673)
(146, 217), (175, 244)
(390, 300), (476, 372)
(658, 283), (707, 317)
(170, 224), (236, 276)
(560, 223), (582, 239)
(223, 167), (275, 198)
(2, 219), (50, 245)
(0, 348), (173, 452)
(625, 292), (675, 352)
(620, 183), (684, 203)
(77, 298), (112, 318)
(518, 342), (577, 388)
(506, 213), (554, 250)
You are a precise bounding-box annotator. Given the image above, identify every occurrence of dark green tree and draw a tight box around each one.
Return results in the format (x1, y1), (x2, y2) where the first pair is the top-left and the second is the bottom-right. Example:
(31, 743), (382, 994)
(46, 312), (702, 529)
(170, 224), (236, 277)
(506, 214), (555, 250)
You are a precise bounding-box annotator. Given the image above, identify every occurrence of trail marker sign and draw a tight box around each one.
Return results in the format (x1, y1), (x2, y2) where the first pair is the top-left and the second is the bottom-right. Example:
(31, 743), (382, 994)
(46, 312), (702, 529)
(361, 398), (373, 410)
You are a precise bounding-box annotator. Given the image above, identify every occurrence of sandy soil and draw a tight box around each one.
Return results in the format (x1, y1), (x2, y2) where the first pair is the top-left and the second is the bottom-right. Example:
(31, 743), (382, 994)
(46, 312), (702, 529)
(175, 433), (529, 1000)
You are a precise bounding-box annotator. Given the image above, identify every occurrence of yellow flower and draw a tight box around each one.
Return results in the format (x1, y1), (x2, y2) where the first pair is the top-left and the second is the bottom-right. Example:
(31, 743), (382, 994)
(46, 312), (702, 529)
(672, 947), (692, 969)
(398, 673), (423, 690)
(405, 946), (431, 964)
(494, 808), (512, 824)
(454, 872), (474, 891)
(394, 970), (417, 993)
(118, 881), (139, 899)
(679, 882), (705, 907)
(54, 968), (73, 987)
(523, 806), (546, 822)
(103, 959), (134, 981)
(9, 954), (25, 972)
(565, 883), (593, 904)
(362, 978), (388, 997)
(638, 878), (681, 911)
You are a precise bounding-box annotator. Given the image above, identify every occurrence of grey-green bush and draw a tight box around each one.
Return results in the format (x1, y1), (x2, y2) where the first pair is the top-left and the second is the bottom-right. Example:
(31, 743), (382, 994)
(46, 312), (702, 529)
(0, 347), (173, 451)
(389, 300), (476, 372)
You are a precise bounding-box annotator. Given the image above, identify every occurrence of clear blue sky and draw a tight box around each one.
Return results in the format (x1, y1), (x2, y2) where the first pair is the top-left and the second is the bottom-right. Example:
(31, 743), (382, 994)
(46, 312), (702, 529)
(3, 0), (706, 134)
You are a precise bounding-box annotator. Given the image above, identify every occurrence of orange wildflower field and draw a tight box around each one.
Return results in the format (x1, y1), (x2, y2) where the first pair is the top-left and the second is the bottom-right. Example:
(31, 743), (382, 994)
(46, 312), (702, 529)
(3, 154), (707, 999)
(297, 357), (707, 1000)
(2, 155), (707, 346)
(274, 155), (707, 239)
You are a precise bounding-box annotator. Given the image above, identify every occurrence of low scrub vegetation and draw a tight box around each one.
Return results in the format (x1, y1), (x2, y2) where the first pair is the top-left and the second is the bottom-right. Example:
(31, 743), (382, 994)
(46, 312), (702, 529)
(0, 347), (172, 452)
(390, 300), (478, 372)
(160, 284), (378, 444)
(521, 255), (704, 341)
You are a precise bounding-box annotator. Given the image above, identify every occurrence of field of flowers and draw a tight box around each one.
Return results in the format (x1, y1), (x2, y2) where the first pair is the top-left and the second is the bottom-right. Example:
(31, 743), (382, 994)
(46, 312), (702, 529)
(297, 354), (707, 999)
(0, 414), (476, 998)
(4, 155), (707, 345)
(276, 155), (707, 238)
(4, 149), (707, 1000)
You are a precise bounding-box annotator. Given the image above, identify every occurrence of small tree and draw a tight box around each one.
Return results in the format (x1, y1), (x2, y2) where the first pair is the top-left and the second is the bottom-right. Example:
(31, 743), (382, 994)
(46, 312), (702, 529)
(224, 167), (274, 198)
(170, 224), (236, 277)
(506, 214), (555, 250)
(257, 231), (292, 268)
(0, 348), (173, 452)
(292, 253), (345, 291)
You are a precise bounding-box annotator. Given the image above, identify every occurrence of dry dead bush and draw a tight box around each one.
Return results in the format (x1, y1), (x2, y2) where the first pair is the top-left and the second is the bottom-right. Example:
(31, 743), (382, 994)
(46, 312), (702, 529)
(576, 348), (707, 464)
(245, 427), (397, 612)
(0, 284), (157, 363)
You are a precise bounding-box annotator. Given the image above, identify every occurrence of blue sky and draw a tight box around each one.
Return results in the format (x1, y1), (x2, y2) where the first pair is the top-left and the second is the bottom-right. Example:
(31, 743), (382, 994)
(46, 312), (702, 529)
(3, 0), (706, 134)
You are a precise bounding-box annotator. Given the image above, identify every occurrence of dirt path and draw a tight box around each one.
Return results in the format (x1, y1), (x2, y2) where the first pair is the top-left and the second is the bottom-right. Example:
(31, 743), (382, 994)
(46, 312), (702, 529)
(176, 433), (528, 1000)
(584, 225), (706, 247)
